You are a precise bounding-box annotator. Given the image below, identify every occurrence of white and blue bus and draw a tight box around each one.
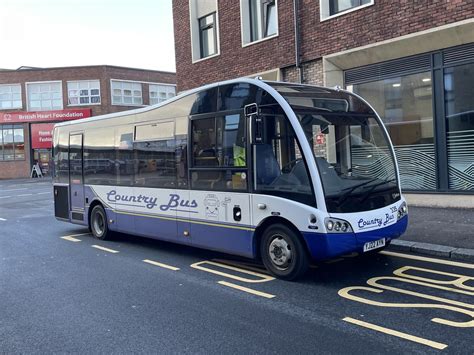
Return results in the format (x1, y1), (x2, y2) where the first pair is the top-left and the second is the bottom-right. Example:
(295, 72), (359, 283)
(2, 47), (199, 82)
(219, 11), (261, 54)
(53, 78), (408, 280)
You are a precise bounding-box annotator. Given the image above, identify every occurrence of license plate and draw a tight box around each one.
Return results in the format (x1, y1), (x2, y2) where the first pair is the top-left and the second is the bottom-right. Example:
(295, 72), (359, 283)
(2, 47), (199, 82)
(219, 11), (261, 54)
(363, 238), (386, 252)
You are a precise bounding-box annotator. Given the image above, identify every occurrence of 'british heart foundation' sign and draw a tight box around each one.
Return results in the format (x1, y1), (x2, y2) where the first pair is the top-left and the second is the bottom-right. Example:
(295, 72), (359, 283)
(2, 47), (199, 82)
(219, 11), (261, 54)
(0, 108), (92, 124)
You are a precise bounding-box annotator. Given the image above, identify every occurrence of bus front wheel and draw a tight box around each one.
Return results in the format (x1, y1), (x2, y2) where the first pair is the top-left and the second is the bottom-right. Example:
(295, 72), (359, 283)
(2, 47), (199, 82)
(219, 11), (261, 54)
(261, 224), (309, 280)
(90, 205), (110, 240)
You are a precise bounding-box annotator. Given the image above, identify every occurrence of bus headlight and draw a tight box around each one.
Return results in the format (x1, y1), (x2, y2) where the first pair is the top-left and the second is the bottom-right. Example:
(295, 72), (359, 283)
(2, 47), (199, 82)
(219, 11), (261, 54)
(397, 202), (408, 220)
(325, 218), (353, 233)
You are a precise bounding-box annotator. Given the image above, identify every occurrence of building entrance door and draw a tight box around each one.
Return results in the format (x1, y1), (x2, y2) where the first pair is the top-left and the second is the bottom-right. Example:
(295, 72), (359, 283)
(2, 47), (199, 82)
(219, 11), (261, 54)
(33, 149), (52, 175)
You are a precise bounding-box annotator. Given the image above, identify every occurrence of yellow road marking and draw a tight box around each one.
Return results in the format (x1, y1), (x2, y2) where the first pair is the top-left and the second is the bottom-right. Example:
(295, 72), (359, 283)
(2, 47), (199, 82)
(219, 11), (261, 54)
(143, 259), (180, 271)
(218, 281), (275, 299)
(338, 286), (474, 328)
(380, 250), (474, 269)
(367, 276), (474, 309)
(62, 232), (91, 239)
(211, 259), (271, 275)
(343, 317), (448, 350)
(60, 236), (82, 242)
(190, 260), (275, 283)
(92, 245), (119, 254)
(393, 266), (474, 293)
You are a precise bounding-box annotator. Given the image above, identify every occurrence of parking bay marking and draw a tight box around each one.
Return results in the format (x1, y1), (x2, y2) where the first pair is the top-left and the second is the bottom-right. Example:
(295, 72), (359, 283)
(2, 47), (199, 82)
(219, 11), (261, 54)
(143, 259), (180, 271)
(343, 317), (448, 350)
(190, 260), (275, 283)
(92, 245), (119, 254)
(62, 232), (91, 239)
(380, 250), (474, 269)
(61, 236), (82, 242)
(218, 281), (275, 299)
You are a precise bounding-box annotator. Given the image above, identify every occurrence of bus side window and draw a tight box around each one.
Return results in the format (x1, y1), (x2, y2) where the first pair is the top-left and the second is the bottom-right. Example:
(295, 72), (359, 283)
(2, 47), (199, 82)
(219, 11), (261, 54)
(254, 110), (315, 207)
(190, 113), (247, 191)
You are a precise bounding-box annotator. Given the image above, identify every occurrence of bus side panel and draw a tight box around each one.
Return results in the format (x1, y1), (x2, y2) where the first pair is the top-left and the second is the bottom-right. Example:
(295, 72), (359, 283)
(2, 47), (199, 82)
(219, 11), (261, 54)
(186, 221), (254, 258)
(54, 185), (69, 220)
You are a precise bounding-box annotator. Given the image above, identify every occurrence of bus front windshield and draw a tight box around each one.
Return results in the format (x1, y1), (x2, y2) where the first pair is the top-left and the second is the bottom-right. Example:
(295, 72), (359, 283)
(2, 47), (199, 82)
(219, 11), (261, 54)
(294, 109), (400, 213)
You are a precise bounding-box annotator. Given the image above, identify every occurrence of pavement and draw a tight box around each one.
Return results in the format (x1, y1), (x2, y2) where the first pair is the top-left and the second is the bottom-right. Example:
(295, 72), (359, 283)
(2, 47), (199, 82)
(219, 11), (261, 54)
(392, 206), (474, 262)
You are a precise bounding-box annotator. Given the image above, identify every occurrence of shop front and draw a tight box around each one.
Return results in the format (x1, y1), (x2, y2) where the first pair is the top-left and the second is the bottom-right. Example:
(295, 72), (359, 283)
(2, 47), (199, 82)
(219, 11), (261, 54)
(0, 109), (91, 179)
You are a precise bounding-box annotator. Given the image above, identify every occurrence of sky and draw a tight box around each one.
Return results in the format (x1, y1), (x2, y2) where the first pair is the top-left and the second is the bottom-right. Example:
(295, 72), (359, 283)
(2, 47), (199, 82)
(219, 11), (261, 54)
(0, 0), (176, 72)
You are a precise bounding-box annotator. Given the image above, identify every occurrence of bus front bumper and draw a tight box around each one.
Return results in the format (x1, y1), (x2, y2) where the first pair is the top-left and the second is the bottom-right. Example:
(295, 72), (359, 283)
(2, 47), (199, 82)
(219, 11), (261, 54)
(301, 215), (408, 261)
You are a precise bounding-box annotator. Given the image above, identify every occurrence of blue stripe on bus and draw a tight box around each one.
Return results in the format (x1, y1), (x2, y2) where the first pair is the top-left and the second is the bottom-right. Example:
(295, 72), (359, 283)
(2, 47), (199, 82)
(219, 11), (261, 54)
(104, 207), (254, 258)
(302, 215), (408, 260)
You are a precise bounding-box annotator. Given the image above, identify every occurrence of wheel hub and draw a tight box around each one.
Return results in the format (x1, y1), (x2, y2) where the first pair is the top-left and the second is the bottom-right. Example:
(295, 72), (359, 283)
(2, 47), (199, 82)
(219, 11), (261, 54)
(268, 236), (292, 267)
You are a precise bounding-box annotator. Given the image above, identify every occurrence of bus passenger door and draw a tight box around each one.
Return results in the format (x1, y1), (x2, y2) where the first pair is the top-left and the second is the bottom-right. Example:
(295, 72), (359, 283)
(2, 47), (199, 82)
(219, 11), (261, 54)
(69, 133), (85, 221)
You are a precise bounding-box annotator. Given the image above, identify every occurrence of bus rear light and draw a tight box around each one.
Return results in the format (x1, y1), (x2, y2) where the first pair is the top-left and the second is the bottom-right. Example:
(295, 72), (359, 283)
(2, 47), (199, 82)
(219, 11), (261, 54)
(325, 218), (353, 233)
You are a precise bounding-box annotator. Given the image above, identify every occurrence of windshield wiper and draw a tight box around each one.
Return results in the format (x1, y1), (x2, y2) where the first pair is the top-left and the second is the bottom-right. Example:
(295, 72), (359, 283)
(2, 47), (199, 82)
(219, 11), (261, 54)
(357, 178), (398, 204)
(335, 178), (379, 206)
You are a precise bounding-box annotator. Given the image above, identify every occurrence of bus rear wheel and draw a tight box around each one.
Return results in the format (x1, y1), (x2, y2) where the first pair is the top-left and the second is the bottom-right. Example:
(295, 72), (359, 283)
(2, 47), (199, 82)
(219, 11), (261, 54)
(260, 224), (309, 280)
(90, 205), (111, 240)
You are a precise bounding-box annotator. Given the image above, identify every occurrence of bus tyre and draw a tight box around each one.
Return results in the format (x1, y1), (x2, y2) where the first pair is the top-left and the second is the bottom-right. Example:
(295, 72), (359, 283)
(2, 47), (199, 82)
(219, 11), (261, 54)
(261, 224), (309, 280)
(90, 205), (110, 240)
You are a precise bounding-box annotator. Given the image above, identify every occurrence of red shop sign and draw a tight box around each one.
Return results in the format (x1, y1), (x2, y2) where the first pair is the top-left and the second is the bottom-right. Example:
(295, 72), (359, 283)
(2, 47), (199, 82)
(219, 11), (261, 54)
(0, 108), (91, 124)
(31, 123), (55, 149)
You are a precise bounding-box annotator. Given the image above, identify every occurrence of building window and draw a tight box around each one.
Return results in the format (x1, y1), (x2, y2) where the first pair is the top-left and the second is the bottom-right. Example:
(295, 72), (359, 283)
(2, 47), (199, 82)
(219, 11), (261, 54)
(68, 80), (101, 106)
(111, 80), (142, 105)
(149, 84), (176, 105)
(189, 0), (219, 62)
(26, 82), (63, 111)
(321, 0), (373, 20)
(445, 62), (474, 191)
(0, 84), (22, 110)
(199, 12), (217, 59)
(241, 0), (278, 45)
(0, 124), (25, 161)
(352, 72), (435, 191)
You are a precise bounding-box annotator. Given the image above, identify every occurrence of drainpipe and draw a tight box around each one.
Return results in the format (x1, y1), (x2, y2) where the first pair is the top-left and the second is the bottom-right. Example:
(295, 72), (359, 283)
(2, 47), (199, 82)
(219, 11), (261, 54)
(293, 0), (303, 83)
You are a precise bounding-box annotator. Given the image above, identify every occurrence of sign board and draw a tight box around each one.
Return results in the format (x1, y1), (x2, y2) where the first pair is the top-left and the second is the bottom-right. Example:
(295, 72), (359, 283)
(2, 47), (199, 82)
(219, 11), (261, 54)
(31, 123), (55, 149)
(0, 108), (92, 124)
(316, 133), (325, 145)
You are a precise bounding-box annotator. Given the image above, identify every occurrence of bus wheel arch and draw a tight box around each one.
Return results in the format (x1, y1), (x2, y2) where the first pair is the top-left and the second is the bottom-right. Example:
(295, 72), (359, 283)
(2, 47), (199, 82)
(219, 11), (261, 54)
(254, 217), (310, 280)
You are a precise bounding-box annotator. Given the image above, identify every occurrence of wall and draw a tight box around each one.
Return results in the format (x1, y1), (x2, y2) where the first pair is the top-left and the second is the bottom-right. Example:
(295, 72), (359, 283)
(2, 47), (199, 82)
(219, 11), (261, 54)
(174, 0), (474, 91)
(173, 0), (296, 91)
(0, 66), (176, 116)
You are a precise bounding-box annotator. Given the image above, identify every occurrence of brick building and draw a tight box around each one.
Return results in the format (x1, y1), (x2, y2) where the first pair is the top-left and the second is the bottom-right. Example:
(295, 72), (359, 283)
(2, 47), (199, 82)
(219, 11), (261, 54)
(173, 0), (474, 202)
(0, 65), (176, 179)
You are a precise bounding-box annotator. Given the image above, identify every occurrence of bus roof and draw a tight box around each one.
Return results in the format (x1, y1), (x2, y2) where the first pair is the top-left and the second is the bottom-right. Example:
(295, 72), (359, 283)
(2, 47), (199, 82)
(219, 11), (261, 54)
(54, 78), (371, 129)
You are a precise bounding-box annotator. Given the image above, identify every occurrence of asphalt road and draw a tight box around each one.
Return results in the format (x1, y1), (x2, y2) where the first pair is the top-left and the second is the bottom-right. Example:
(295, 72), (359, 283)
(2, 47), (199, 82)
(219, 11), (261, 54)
(1, 179), (473, 354)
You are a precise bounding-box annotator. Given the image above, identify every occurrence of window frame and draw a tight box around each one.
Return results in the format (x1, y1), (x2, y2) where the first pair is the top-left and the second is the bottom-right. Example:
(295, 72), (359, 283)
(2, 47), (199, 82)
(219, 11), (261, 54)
(320, 0), (374, 22)
(0, 124), (25, 161)
(189, 111), (249, 192)
(110, 79), (144, 107)
(198, 12), (218, 60)
(241, 0), (279, 47)
(149, 84), (177, 105)
(25, 80), (63, 111)
(67, 80), (101, 107)
(0, 84), (22, 110)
